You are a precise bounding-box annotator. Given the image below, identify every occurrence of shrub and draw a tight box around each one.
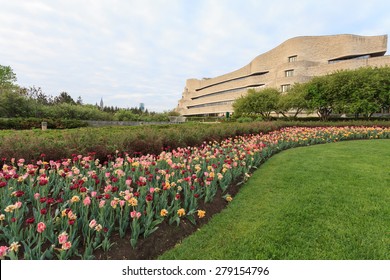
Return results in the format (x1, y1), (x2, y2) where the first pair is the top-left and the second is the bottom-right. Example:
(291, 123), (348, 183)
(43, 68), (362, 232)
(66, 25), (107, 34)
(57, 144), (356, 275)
(1, 120), (390, 162)
(0, 118), (88, 130)
(237, 117), (254, 123)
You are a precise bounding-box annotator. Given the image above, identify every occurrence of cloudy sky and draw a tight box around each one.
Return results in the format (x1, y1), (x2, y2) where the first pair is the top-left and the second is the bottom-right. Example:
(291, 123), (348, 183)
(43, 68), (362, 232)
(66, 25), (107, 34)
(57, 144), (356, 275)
(1, 0), (389, 112)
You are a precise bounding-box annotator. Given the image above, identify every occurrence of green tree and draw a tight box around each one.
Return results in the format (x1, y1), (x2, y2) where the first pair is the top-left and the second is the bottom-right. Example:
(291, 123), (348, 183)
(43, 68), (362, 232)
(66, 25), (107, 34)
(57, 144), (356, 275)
(0, 65), (31, 117)
(114, 109), (140, 121)
(54, 91), (76, 104)
(376, 66), (390, 114)
(27, 86), (53, 105)
(233, 88), (280, 119)
(167, 109), (180, 116)
(305, 76), (335, 120)
(0, 65), (17, 91)
(0, 88), (31, 117)
(334, 67), (390, 118)
(232, 94), (248, 117)
(278, 83), (310, 117)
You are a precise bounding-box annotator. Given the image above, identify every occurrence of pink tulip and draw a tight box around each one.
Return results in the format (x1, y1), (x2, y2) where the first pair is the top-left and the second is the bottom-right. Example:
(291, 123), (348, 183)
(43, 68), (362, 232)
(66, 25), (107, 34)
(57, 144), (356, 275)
(110, 200), (118, 208)
(37, 222), (46, 233)
(14, 201), (22, 209)
(58, 232), (68, 244)
(139, 176), (146, 183)
(61, 242), (72, 250)
(89, 219), (97, 229)
(83, 196), (91, 206)
(104, 184), (112, 193)
(91, 191), (97, 198)
(0, 246), (8, 259)
(130, 211), (141, 219)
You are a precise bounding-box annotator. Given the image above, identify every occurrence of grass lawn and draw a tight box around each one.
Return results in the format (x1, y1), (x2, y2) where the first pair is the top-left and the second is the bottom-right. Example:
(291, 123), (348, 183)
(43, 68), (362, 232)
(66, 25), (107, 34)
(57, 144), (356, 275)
(159, 140), (390, 260)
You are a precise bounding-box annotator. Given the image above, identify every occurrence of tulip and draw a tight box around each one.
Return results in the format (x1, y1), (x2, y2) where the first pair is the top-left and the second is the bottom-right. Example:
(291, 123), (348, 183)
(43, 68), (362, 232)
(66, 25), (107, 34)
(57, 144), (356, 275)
(37, 222), (46, 233)
(58, 232), (68, 244)
(83, 196), (91, 206)
(177, 208), (186, 217)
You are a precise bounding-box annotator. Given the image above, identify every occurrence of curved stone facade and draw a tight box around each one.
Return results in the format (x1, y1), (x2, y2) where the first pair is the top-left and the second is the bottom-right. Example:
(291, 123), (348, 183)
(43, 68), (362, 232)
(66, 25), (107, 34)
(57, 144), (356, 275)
(177, 34), (390, 116)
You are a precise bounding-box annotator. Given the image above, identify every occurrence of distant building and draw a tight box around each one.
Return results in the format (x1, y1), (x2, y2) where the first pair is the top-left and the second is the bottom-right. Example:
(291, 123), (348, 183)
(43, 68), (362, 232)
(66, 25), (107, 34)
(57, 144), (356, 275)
(176, 34), (390, 116)
(139, 103), (145, 111)
(100, 98), (104, 110)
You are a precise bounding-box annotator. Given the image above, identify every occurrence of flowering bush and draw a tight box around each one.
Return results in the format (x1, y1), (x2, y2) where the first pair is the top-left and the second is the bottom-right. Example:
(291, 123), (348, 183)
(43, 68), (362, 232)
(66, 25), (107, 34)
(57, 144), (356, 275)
(0, 126), (389, 259)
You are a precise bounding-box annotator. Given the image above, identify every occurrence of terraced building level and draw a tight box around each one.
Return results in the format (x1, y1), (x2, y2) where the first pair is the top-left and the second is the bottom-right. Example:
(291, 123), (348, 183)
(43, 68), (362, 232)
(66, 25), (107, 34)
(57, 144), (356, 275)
(176, 34), (390, 116)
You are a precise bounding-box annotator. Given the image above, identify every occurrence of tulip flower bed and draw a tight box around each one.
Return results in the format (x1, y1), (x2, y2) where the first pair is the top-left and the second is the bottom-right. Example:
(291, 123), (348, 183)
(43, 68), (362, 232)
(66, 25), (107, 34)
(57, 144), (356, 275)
(0, 126), (389, 260)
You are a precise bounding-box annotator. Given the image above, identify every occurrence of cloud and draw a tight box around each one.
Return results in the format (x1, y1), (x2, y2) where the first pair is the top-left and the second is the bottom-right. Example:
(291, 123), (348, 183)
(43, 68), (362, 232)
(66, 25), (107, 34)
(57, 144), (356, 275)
(1, 0), (390, 111)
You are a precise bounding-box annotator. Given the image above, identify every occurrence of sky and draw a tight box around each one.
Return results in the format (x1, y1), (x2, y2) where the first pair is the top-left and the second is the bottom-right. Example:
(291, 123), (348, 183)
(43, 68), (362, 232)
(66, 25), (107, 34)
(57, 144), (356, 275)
(1, 0), (390, 112)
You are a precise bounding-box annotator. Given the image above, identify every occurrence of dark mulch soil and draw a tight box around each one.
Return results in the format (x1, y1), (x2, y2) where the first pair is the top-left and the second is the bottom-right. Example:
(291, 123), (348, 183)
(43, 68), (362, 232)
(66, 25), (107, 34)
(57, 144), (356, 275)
(94, 177), (245, 260)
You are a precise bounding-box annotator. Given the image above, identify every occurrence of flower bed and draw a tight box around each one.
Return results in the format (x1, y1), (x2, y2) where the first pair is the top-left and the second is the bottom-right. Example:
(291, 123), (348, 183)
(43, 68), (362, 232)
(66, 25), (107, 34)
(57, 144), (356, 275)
(0, 126), (389, 259)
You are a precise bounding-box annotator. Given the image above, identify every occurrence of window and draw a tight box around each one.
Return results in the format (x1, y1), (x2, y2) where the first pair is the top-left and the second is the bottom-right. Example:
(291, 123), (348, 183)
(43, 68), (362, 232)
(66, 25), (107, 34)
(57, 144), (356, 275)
(328, 54), (370, 64)
(187, 100), (235, 109)
(191, 84), (264, 100)
(288, 55), (297, 62)
(195, 71), (268, 91)
(281, 84), (291, 93)
(285, 69), (294, 77)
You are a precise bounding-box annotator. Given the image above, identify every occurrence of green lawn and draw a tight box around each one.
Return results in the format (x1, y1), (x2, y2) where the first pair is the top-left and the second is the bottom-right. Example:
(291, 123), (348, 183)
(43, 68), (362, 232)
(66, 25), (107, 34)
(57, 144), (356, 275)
(159, 140), (390, 260)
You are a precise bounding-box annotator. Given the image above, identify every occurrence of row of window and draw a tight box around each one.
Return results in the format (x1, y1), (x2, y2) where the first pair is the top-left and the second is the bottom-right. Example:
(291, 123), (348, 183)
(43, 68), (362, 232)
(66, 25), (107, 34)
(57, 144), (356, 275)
(328, 54), (370, 64)
(192, 84), (265, 100)
(187, 56), (296, 102)
(192, 55), (296, 94)
(195, 71), (269, 92)
(188, 82), (291, 109)
(187, 100), (235, 109)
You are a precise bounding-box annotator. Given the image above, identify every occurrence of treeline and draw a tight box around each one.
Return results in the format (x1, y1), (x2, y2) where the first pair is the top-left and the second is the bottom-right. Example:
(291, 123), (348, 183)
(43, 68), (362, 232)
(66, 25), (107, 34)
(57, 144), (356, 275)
(0, 65), (178, 122)
(233, 66), (390, 120)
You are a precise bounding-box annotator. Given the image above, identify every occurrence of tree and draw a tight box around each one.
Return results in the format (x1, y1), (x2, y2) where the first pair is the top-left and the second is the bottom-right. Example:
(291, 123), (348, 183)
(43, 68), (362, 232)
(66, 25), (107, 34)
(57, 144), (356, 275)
(232, 95), (248, 117)
(167, 109), (180, 116)
(305, 76), (335, 120)
(376, 66), (390, 114)
(0, 65), (30, 117)
(0, 88), (31, 117)
(278, 83), (310, 117)
(27, 86), (53, 105)
(0, 65), (17, 91)
(330, 67), (390, 118)
(233, 88), (280, 119)
(54, 92), (76, 104)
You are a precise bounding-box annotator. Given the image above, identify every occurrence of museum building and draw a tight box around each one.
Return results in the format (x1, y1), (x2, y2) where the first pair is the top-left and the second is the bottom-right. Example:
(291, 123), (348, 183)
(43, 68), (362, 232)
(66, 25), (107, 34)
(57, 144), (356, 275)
(176, 34), (390, 116)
